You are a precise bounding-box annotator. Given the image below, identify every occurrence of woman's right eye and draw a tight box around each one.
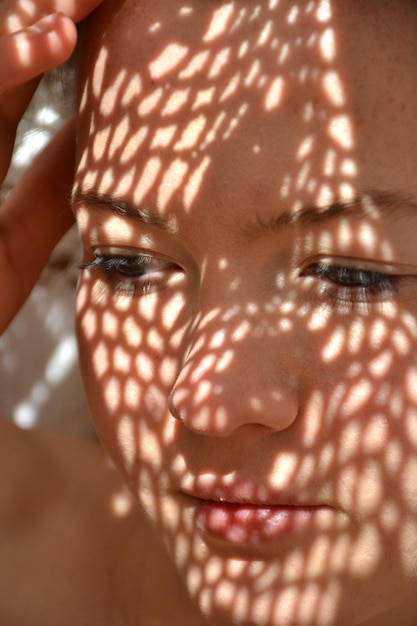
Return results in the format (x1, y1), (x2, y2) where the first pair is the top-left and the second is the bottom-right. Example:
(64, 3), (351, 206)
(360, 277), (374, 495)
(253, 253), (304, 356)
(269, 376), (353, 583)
(80, 252), (181, 297)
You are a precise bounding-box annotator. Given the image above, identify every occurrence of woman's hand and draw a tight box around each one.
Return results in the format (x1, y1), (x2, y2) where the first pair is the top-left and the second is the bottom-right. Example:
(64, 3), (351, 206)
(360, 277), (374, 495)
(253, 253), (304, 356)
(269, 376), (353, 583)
(0, 0), (104, 333)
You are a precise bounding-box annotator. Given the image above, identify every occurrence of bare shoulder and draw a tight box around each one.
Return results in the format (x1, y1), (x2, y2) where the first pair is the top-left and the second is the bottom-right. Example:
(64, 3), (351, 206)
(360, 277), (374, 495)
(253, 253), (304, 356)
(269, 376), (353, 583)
(0, 419), (204, 625)
(0, 418), (140, 624)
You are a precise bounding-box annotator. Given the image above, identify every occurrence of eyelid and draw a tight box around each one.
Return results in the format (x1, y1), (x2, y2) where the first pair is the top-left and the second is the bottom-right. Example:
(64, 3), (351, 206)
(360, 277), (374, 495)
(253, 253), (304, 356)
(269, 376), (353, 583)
(301, 255), (417, 276)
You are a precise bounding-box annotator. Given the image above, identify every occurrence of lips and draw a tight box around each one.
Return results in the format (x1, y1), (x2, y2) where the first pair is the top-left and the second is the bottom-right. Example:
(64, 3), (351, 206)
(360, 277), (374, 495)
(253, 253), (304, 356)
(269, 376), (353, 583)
(181, 478), (333, 546)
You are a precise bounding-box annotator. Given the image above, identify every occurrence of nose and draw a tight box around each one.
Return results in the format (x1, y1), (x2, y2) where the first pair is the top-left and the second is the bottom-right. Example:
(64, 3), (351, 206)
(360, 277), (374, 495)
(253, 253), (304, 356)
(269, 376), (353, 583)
(169, 319), (299, 437)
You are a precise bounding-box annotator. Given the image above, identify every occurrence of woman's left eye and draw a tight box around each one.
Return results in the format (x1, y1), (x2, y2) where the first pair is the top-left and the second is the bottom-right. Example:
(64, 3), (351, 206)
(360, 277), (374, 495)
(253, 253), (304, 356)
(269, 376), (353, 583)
(80, 253), (181, 297)
(300, 261), (400, 309)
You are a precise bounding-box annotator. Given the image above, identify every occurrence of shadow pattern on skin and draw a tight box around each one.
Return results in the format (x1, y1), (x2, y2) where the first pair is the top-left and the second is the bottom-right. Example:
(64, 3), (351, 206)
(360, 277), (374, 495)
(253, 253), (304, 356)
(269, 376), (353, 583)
(70, 0), (417, 624)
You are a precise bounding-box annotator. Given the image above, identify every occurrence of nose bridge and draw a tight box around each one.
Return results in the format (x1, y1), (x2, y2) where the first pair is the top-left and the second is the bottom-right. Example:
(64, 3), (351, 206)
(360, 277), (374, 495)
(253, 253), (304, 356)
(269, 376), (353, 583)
(169, 297), (299, 436)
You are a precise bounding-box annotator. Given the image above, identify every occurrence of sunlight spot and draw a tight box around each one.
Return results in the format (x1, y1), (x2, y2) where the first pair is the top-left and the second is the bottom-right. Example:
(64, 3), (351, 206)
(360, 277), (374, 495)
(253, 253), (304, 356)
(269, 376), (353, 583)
(301, 391), (324, 446)
(109, 115), (130, 158)
(137, 295), (157, 322)
(368, 319), (389, 350)
(340, 158), (357, 177)
(264, 76), (284, 111)
(316, 184), (334, 207)
(220, 73), (241, 102)
(303, 101), (314, 122)
(138, 87), (164, 116)
(120, 127), (149, 164)
(114, 346), (131, 373)
(179, 6), (193, 16)
(215, 350), (234, 373)
(158, 158), (189, 209)
(246, 303), (259, 316)
(392, 329), (410, 355)
(348, 318), (366, 354)
(222, 103), (249, 139)
(93, 127), (110, 161)
(149, 43), (189, 79)
(287, 5), (299, 23)
(278, 318), (293, 332)
(322, 148), (336, 178)
(406, 367), (417, 404)
(125, 377), (140, 410)
(322, 327), (345, 362)
(111, 490), (134, 517)
(244, 59), (261, 87)
(102, 311), (118, 340)
(203, 3), (235, 41)
(199, 111), (227, 149)
(121, 75), (143, 106)
(133, 156), (162, 206)
(296, 162), (312, 190)
(342, 379), (372, 416)
(322, 70), (345, 107)
(104, 377), (121, 414)
(147, 328), (163, 351)
(278, 42), (290, 64)
(307, 308), (329, 331)
(174, 115), (207, 151)
(92, 342), (109, 379)
(328, 115), (354, 150)
(208, 47), (231, 78)
(92, 47), (108, 97)
(319, 27), (336, 62)
(339, 182), (355, 199)
(257, 20), (273, 46)
(162, 87), (190, 115)
(179, 50), (209, 79)
(183, 156), (211, 210)
(316, 0), (332, 23)
(296, 136), (314, 160)
(192, 86), (215, 109)
(379, 500), (400, 533)
(150, 124), (177, 149)
(268, 0), (280, 8)
(100, 70), (127, 116)
(231, 321), (251, 342)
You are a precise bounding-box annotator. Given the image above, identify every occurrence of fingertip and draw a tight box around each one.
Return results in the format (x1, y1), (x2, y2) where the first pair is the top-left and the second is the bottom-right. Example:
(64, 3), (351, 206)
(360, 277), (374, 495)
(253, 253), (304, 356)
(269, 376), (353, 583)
(31, 12), (77, 61)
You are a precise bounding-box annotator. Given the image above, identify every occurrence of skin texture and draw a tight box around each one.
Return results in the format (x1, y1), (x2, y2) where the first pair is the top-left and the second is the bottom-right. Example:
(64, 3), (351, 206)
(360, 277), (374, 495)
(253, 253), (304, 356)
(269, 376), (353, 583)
(73, 0), (417, 624)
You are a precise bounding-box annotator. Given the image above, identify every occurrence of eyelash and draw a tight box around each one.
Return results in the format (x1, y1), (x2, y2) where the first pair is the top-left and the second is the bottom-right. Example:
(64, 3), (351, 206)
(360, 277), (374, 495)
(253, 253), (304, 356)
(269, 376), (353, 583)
(301, 262), (400, 310)
(81, 253), (410, 312)
(80, 253), (179, 297)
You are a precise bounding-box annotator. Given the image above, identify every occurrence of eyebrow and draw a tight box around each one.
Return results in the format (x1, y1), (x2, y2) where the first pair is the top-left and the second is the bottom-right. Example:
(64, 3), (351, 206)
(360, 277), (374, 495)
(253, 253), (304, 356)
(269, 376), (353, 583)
(244, 190), (417, 236)
(72, 190), (176, 232)
(72, 189), (417, 235)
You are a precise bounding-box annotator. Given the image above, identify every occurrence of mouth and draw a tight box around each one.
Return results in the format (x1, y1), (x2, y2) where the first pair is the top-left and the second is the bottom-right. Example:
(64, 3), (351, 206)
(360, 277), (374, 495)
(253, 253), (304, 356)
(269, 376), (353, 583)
(181, 482), (334, 546)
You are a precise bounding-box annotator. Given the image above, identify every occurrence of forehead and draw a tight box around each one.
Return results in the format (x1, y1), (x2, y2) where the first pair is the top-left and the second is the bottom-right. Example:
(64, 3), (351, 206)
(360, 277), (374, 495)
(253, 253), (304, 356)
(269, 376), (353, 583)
(75, 0), (417, 224)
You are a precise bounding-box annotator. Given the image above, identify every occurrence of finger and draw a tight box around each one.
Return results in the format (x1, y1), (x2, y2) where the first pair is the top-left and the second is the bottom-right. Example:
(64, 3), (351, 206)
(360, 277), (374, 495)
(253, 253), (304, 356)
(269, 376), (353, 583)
(0, 119), (76, 333)
(0, 13), (77, 96)
(0, 0), (105, 34)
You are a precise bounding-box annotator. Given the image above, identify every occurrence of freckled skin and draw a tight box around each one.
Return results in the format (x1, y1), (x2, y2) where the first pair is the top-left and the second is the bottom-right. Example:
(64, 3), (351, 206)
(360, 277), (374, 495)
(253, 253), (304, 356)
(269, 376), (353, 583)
(75, 1), (417, 625)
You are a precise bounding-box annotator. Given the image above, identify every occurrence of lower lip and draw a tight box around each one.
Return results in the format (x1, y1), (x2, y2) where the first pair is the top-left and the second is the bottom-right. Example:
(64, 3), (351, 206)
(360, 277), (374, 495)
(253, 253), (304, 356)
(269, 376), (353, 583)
(194, 500), (327, 545)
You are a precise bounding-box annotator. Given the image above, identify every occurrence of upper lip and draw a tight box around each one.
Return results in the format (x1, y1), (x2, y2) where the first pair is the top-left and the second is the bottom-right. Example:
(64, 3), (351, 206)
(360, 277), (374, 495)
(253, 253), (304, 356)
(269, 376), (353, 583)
(180, 475), (328, 508)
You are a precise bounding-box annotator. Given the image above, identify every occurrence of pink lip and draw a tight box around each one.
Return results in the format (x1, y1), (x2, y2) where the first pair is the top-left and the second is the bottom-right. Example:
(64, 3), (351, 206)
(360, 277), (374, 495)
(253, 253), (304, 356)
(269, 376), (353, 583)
(193, 499), (328, 545)
(181, 480), (332, 545)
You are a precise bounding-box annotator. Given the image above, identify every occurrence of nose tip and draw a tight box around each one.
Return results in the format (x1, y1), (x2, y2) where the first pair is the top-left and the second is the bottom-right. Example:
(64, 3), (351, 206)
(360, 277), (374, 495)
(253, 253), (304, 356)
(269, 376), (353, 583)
(168, 354), (299, 436)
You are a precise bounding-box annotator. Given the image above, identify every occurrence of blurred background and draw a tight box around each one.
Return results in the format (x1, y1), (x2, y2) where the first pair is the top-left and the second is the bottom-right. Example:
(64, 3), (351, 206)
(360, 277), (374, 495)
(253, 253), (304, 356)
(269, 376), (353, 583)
(0, 73), (95, 438)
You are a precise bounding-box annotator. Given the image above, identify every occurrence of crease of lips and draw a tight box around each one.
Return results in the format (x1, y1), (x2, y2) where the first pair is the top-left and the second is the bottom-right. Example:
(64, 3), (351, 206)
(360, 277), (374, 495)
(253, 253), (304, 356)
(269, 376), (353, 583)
(194, 499), (326, 544)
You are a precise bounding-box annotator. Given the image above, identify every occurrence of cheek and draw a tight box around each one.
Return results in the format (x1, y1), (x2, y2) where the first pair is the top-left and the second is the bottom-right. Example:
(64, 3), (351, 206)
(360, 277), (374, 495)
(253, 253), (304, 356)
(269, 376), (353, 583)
(75, 276), (188, 480)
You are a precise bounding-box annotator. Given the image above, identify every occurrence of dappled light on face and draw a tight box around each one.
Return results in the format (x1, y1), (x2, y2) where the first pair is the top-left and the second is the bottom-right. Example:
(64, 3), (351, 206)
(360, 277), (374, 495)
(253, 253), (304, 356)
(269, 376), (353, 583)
(73, 0), (417, 624)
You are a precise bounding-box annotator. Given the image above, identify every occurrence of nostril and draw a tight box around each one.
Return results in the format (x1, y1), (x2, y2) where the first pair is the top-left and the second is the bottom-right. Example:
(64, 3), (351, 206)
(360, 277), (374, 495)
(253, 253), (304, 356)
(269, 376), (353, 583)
(168, 389), (185, 421)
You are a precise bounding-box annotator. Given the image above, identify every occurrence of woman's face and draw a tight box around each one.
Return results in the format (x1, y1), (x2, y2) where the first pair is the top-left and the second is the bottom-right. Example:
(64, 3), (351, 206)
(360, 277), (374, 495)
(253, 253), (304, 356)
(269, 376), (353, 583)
(74, 1), (417, 624)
